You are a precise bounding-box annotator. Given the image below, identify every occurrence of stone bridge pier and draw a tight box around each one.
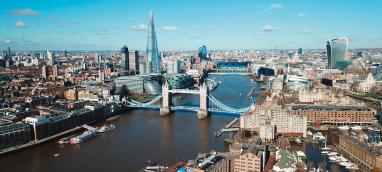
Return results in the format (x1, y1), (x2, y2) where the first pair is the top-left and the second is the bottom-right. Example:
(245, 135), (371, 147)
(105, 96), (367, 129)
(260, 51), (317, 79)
(160, 82), (173, 116)
(197, 82), (211, 119)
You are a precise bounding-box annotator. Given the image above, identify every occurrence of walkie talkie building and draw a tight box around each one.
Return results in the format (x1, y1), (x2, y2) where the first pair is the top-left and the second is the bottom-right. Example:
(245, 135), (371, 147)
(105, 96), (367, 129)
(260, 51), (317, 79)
(146, 11), (161, 73)
(326, 37), (349, 70)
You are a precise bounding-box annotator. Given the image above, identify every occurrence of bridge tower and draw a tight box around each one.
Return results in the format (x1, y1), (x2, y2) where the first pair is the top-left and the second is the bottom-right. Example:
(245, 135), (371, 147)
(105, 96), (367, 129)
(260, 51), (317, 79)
(198, 82), (211, 119)
(160, 81), (173, 116)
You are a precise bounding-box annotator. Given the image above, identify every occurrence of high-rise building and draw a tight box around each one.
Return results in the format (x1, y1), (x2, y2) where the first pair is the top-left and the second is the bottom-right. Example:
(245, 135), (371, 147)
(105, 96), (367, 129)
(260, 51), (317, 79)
(81, 58), (87, 70)
(197, 47), (202, 58)
(298, 48), (302, 54)
(53, 65), (58, 81)
(94, 53), (103, 64)
(129, 50), (139, 71)
(201, 45), (207, 61)
(98, 70), (105, 84)
(146, 11), (161, 73)
(0, 50), (6, 67)
(121, 46), (129, 70)
(7, 47), (10, 56)
(167, 60), (180, 74)
(358, 52), (363, 57)
(326, 37), (349, 70)
(47, 50), (55, 66)
(63, 50), (67, 58)
(42, 66), (47, 79)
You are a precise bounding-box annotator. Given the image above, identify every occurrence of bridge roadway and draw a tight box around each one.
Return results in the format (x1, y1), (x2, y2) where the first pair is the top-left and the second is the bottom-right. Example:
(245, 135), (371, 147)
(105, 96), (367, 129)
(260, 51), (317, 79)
(126, 105), (247, 114)
(208, 72), (254, 75)
(168, 89), (200, 94)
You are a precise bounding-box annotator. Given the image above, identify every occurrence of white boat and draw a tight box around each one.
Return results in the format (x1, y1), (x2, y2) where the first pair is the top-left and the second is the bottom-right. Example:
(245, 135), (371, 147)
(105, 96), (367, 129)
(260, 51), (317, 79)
(307, 130), (313, 136)
(296, 151), (306, 158)
(338, 126), (349, 130)
(295, 138), (302, 144)
(313, 132), (326, 140)
(70, 130), (99, 144)
(309, 168), (316, 172)
(298, 157), (302, 163)
(329, 156), (338, 161)
(96, 124), (116, 133)
(346, 163), (359, 170)
(351, 126), (362, 130)
(368, 127), (381, 132)
(321, 151), (329, 154)
(326, 151), (337, 156)
(339, 161), (350, 167)
(364, 134), (369, 140)
(320, 135), (331, 151)
(336, 155), (348, 162)
(219, 81), (222, 84)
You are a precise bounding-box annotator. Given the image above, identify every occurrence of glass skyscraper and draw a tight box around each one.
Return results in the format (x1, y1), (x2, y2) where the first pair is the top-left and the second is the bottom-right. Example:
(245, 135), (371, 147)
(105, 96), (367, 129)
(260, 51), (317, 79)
(201, 45), (207, 60)
(146, 11), (160, 73)
(326, 37), (349, 70)
(121, 46), (129, 70)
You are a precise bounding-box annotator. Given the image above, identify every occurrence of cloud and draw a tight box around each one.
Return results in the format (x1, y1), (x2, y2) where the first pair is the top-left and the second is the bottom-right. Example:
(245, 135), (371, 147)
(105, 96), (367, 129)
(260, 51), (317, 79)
(270, 3), (283, 8)
(209, 31), (217, 34)
(7, 9), (41, 17)
(58, 24), (64, 28)
(261, 25), (282, 31)
(96, 31), (107, 35)
(298, 13), (306, 17)
(58, 20), (67, 23)
(287, 27), (292, 30)
(362, 21), (370, 24)
(190, 34), (198, 38)
(13, 22), (29, 28)
(90, 17), (99, 20)
(103, 26), (113, 29)
(259, 33), (267, 35)
(125, 18), (132, 21)
(297, 28), (314, 33)
(195, 27), (200, 29)
(5, 40), (11, 43)
(182, 31), (188, 34)
(130, 24), (148, 30)
(210, 25), (216, 28)
(162, 26), (181, 31)
(44, 17), (54, 20)
(76, 19), (82, 24)
(264, 9), (269, 12)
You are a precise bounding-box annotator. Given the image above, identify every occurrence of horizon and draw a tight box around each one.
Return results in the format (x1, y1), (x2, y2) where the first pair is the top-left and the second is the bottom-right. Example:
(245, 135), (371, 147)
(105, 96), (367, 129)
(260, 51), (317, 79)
(1, 0), (382, 51)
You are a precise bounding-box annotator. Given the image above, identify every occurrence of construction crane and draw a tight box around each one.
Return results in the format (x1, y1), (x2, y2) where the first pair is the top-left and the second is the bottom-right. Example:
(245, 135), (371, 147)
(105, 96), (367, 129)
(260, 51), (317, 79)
(29, 79), (44, 96)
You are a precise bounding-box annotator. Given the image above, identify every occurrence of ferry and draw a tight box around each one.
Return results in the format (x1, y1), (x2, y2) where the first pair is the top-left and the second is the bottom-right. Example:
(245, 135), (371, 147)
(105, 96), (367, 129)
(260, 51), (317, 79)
(351, 126), (362, 130)
(70, 130), (99, 144)
(96, 124), (116, 133)
(338, 126), (350, 130)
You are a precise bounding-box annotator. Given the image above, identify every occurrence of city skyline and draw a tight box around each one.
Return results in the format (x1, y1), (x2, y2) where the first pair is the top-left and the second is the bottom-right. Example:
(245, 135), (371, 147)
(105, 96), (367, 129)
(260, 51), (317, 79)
(1, 0), (382, 51)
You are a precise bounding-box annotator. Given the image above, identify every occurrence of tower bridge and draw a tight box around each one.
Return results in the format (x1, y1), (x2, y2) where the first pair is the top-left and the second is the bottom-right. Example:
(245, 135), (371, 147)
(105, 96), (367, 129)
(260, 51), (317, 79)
(125, 82), (253, 119)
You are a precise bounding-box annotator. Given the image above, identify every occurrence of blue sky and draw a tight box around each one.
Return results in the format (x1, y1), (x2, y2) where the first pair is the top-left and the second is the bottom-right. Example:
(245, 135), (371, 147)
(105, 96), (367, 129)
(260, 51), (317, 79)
(1, 0), (381, 51)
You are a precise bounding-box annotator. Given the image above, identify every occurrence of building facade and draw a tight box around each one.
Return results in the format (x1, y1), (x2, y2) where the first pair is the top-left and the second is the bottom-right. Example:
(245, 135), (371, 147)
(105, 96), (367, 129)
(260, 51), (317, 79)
(326, 37), (349, 70)
(128, 50), (139, 71)
(47, 50), (55, 66)
(146, 11), (161, 73)
(121, 46), (129, 70)
(0, 122), (31, 150)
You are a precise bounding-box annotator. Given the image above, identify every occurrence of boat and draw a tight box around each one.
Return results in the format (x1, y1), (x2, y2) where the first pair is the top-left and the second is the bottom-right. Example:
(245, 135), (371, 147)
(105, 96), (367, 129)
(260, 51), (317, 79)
(346, 163), (359, 170)
(307, 130), (313, 136)
(326, 151), (337, 156)
(296, 151), (306, 159)
(239, 93), (241, 96)
(313, 132), (326, 140)
(54, 154), (60, 157)
(321, 151), (329, 154)
(219, 81), (222, 84)
(250, 85), (254, 87)
(298, 157), (302, 163)
(364, 134), (369, 140)
(338, 126), (350, 130)
(295, 138), (302, 144)
(368, 127), (381, 132)
(57, 138), (69, 144)
(70, 130), (99, 144)
(320, 135), (331, 151)
(96, 124), (116, 133)
(336, 155), (348, 162)
(351, 126), (362, 130)
(339, 161), (350, 167)
(309, 168), (316, 172)
(329, 156), (338, 161)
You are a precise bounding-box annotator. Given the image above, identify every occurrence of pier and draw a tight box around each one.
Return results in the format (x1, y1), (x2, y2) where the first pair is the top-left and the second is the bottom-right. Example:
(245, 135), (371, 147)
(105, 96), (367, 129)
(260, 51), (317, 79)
(215, 118), (239, 137)
(246, 88), (256, 99)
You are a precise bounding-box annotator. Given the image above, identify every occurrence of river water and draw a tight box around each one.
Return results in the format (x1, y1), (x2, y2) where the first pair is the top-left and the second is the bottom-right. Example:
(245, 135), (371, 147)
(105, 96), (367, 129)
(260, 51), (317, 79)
(0, 75), (259, 172)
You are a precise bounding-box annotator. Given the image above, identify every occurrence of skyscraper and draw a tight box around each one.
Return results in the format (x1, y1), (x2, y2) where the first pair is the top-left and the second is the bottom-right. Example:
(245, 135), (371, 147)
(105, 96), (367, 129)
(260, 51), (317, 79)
(121, 46), (129, 70)
(0, 50), (6, 67)
(198, 47), (202, 58)
(201, 45), (207, 61)
(326, 37), (349, 70)
(129, 50), (139, 71)
(94, 53), (99, 64)
(63, 50), (67, 58)
(298, 48), (302, 54)
(47, 50), (55, 66)
(7, 47), (10, 57)
(146, 11), (160, 73)
(53, 65), (58, 81)
(42, 66), (47, 79)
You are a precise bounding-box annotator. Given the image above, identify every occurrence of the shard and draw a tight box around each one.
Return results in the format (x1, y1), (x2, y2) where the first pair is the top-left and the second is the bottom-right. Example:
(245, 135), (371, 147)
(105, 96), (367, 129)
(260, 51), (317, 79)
(146, 11), (160, 73)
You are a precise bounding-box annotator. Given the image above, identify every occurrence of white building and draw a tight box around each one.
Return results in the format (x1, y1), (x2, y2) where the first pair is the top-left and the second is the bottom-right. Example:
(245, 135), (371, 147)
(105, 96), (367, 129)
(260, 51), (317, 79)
(47, 50), (55, 66)
(358, 73), (375, 92)
(298, 89), (322, 102)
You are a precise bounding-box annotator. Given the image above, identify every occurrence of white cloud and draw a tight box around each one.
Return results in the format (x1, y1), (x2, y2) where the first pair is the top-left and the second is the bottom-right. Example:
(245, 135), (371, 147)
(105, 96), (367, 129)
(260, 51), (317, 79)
(125, 18), (132, 21)
(298, 13), (306, 17)
(130, 24), (148, 31)
(264, 9), (269, 12)
(58, 20), (67, 23)
(76, 19), (82, 24)
(190, 34), (198, 38)
(44, 17), (54, 20)
(90, 17), (98, 20)
(209, 31), (217, 34)
(261, 25), (282, 31)
(58, 24), (64, 28)
(287, 27), (292, 30)
(103, 26), (113, 29)
(13, 22), (29, 28)
(162, 26), (181, 31)
(210, 25), (216, 28)
(182, 31), (188, 34)
(96, 31), (106, 35)
(7, 9), (41, 17)
(195, 27), (200, 29)
(297, 28), (314, 33)
(270, 3), (283, 8)
(5, 40), (11, 43)
(363, 21), (370, 24)
(259, 33), (267, 35)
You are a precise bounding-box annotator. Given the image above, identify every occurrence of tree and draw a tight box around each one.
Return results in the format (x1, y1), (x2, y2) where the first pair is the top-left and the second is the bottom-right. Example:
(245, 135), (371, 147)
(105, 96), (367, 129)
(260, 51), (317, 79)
(307, 161), (314, 171)
(318, 161), (326, 171)
(350, 82), (359, 92)
(371, 84), (380, 94)
(330, 163), (340, 172)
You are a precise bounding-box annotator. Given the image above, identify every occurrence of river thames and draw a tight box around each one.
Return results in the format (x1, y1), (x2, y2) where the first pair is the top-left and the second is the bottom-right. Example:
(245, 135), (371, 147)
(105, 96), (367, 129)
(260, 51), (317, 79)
(0, 75), (259, 172)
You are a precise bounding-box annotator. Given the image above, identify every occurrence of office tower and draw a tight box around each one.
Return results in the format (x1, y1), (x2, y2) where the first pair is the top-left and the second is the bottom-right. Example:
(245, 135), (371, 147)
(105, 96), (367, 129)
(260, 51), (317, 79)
(7, 47), (10, 56)
(63, 50), (67, 58)
(358, 52), (362, 57)
(139, 61), (146, 74)
(146, 11), (160, 73)
(94, 53), (101, 64)
(167, 60), (180, 74)
(298, 48), (302, 54)
(121, 46), (129, 70)
(0, 50), (6, 67)
(201, 45), (207, 61)
(42, 66), (47, 79)
(129, 50), (139, 71)
(326, 37), (349, 70)
(198, 47), (202, 58)
(81, 58), (87, 70)
(47, 50), (55, 66)
(53, 65), (58, 81)
(6, 60), (13, 67)
(99, 70), (105, 84)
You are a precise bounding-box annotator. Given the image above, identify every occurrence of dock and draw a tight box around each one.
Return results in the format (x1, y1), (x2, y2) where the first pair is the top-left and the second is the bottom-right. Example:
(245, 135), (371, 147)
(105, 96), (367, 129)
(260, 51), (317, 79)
(246, 88), (256, 99)
(215, 118), (239, 137)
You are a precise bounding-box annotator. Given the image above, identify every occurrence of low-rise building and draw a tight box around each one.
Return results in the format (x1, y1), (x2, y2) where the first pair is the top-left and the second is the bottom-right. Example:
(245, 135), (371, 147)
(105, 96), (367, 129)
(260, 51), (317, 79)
(0, 122), (31, 150)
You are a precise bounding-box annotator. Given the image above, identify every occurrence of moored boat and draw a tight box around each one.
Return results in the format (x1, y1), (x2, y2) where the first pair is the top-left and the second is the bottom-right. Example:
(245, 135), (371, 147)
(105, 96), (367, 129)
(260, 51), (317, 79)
(96, 124), (116, 133)
(307, 130), (313, 136)
(338, 126), (349, 130)
(70, 130), (99, 144)
(351, 126), (362, 130)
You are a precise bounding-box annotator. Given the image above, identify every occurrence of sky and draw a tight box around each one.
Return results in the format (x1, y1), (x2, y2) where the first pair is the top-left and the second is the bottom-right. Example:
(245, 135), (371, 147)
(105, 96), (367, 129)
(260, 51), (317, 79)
(1, 0), (382, 51)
